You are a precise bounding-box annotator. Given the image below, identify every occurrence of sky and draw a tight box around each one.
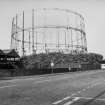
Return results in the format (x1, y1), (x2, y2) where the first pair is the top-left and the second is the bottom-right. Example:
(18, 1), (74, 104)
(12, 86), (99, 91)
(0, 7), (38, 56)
(0, 0), (105, 58)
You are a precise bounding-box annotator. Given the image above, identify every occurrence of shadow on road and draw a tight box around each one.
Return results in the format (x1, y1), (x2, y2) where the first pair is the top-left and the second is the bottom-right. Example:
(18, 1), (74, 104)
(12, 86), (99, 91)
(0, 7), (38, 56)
(83, 90), (105, 105)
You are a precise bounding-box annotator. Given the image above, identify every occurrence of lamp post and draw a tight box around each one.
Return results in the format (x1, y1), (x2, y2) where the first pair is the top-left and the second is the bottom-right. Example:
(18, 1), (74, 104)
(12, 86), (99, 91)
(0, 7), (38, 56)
(51, 61), (54, 73)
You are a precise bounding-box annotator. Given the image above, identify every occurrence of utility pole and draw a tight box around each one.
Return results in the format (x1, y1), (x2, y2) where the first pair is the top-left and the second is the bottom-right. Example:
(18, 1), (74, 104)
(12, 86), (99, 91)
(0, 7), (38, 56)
(32, 9), (35, 53)
(22, 11), (25, 56)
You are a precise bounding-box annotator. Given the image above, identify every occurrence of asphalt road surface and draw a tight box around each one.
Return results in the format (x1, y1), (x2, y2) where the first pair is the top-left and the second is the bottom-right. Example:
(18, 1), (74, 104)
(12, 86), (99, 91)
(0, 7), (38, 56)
(0, 70), (105, 105)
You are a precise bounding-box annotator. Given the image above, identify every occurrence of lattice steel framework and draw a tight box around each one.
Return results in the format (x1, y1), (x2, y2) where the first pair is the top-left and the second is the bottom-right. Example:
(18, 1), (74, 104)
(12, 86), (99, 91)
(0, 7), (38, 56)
(11, 8), (87, 56)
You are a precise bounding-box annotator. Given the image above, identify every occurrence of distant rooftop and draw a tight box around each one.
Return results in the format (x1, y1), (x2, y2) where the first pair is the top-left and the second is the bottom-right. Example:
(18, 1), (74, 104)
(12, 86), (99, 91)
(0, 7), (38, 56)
(0, 49), (20, 58)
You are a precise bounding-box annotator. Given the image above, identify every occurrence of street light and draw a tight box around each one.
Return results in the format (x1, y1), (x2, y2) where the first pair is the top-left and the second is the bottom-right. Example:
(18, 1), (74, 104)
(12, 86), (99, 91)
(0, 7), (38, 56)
(51, 61), (54, 73)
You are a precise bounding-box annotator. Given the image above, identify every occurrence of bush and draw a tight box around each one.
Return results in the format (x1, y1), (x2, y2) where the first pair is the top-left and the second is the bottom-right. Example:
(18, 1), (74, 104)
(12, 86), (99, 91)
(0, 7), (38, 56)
(20, 52), (103, 72)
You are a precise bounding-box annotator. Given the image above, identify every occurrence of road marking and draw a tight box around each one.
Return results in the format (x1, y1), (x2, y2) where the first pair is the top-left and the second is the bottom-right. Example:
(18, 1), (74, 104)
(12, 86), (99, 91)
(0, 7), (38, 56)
(53, 96), (105, 105)
(77, 91), (82, 94)
(34, 76), (75, 84)
(0, 76), (45, 84)
(35, 79), (50, 84)
(52, 80), (104, 105)
(63, 96), (71, 100)
(0, 75), (72, 84)
(77, 96), (105, 101)
(64, 97), (80, 105)
(0, 85), (16, 89)
(52, 96), (71, 104)
(0, 72), (74, 84)
(82, 88), (86, 91)
(53, 100), (63, 105)
(71, 93), (76, 96)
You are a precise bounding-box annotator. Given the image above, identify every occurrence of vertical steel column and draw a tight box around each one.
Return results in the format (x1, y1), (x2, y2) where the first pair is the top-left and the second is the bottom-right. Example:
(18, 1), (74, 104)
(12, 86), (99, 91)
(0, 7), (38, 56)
(81, 32), (83, 52)
(57, 30), (60, 52)
(45, 43), (47, 54)
(43, 8), (47, 53)
(81, 20), (84, 53)
(67, 14), (70, 52)
(35, 9), (38, 53)
(83, 20), (87, 52)
(65, 30), (67, 51)
(32, 9), (35, 53)
(43, 30), (45, 53)
(10, 18), (14, 49)
(29, 31), (31, 53)
(15, 14), (18, 51)
(14, 18), (17, 50)
(75, 15), (79, 52)
(70, 29), (73, 54)
(84, 34), (87, 52)
(22, 11), (25, 56)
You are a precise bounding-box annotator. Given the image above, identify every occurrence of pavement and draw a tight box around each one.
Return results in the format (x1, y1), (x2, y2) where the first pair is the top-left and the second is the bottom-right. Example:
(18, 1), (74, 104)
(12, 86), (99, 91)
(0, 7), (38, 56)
(0, 70), (105, 105)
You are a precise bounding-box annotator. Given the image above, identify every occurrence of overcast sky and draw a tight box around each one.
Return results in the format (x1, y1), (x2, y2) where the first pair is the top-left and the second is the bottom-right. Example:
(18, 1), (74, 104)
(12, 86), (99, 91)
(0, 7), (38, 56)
(0, 0), (105, 58)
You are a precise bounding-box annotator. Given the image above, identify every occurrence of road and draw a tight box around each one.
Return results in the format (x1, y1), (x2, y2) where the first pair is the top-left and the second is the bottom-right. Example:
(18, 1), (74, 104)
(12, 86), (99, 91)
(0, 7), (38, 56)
(0, 70), (105, 105)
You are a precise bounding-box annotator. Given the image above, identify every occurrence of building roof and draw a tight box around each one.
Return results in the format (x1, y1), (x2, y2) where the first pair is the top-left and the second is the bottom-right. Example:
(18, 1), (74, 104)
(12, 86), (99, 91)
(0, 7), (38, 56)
(0, 49), (20, 58)
(99, 60), (105, 64)
(0, 49), (4, 55)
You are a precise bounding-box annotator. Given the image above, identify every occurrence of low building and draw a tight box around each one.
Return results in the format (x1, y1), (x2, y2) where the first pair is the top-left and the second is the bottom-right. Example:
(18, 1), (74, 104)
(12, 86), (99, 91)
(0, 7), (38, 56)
(100, 60), (105, 69)
(0, 49), (20, 69)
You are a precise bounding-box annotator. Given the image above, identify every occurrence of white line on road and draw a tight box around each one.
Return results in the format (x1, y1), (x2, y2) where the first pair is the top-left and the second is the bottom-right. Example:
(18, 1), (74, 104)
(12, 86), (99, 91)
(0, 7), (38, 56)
(77, 96), (105, 101)
(52, 80), (105, 105)
(71, 93), (76, 96)
(63, 96), (71, 100)
(35, 79), (51, 84)
(52, 96), (71, 105)
(0, 85), (16, 89)
(77, 91), (82, 94)
(0, 72), (74, 84)
(0, 76), (45, 84)
(64, 97), (80, 105)
(53, 99), (64, 105)
(34, 76), (74, 84)
(0, 75), (72, 85)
